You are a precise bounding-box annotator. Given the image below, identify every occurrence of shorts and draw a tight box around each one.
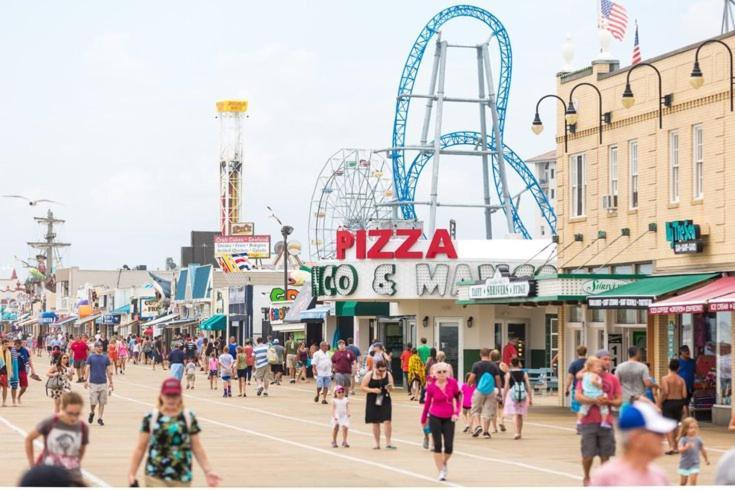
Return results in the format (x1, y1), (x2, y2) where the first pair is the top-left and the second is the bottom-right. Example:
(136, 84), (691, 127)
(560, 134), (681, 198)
(271, 364), (283, 374)
(144, 475), (191, 487)
(570, 385), (581, 413)
(237, 369), (248, 379)
(18, 371), (28, 389)
(462, 407), (471, 416)
(334, 373), (352, 389)
(287, 354), (297, 369)
(317, 376), (332, 389)
(186, 373), (195, 382)
(208, 370), (218, 378)
(74, 359), (86, 371)
(471, 390), (498, 419)
(255, 364), (271, 382)
(678, 466), (700, 476)
(0, 374), (7, 388)
(221, 375), (231, 382)
(89, 383), (108, 406)
(580, 423), (616, 459)
(662, 399), (685, 422)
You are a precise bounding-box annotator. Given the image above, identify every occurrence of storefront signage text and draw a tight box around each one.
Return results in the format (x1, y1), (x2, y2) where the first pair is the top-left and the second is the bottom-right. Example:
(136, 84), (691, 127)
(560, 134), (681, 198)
(468, 271), (534, 300)
(588, 297), (653, 309)
(581, 279), (629, 295)
(101, 314), (121, 325)
(269, 287), (298, 302)
(665, 220), (704, 254)
(269, 305), (290, 324)
(139, 298), (159, 319)
(335, 229), (457, 260)
(312, 265), (359, 297)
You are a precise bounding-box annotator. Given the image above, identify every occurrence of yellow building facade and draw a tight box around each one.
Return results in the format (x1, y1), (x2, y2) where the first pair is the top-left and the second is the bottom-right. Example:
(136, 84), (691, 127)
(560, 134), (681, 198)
(553, 32), (735, 424)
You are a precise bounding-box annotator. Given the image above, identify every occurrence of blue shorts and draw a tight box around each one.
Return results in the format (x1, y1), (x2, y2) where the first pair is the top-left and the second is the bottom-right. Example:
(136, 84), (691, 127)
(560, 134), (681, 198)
(678, 466), (700, 476)
(222, 375), (231, 382)
(317, 376), (331, 389)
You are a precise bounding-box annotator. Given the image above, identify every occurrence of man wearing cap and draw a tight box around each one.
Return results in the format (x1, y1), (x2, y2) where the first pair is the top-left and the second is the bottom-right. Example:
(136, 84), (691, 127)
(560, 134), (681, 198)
(575, 349), (622, 486)
(84, 342), (113, 426)
(590, 401), (675, 486)
(270, 339), (285, 385)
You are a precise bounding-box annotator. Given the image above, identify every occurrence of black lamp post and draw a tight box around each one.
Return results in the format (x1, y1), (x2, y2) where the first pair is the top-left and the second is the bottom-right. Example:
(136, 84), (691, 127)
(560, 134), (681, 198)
(690, 39), (734, 112)
(531, 94), (575, 153)
(621, 62), (673, 129)
(281, 225), (294, 302)
(565, 82), (612, 144)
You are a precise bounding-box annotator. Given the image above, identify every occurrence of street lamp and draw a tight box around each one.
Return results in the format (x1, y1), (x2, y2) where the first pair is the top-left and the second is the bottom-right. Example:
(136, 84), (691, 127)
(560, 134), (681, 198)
(566, 82), (612, 144)
(531, 94), (575, 153)
(689, 39), (734, 111)
(281, 225), (294, 305)
(620, 62), (673, 129)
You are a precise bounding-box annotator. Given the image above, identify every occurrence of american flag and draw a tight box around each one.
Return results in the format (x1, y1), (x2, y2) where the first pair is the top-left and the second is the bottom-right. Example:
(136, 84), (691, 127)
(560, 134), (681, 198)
(231, 252), (252, 271)
(631, 21), (641, 64)
(601, 0), (628, 41)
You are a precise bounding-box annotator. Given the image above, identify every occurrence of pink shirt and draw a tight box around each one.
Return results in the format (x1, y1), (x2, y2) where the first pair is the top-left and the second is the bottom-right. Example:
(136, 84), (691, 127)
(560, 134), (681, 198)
(579, 372), (622, 427)
(421, 377), (462, 424)
(460, 383), (474, 409)
(590, 458), (670, 486)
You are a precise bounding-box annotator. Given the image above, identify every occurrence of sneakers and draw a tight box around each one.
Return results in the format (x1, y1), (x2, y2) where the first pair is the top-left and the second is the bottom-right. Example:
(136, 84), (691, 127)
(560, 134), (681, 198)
(331, 441), (338, 448)
(483, 432), (491, 439)
(263, 392), (269, 397)
(88, 413), (95, 424)
(257, 387), (264, 396)
(321, 399), (328, 405)
(97, 418), (104, 426)
(438, 466), (447, 481)
(463, 425), (470, 433)
(342, 442), (350, 448)
(290, 379), (296, 384)
(422, 436), (429, 450)
(499, 423), (507, 432)
(314, 395), (319, 403)
(472, 426), (482, 438)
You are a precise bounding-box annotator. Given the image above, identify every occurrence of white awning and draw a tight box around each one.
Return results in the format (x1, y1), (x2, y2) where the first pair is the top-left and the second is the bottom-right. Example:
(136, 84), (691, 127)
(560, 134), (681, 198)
(142, 313), (178, 327)
(16, 317), (38, 328)
(53, 315), (78, 327)
(271, 322), (307, 333)
(75, 314), (102, 326)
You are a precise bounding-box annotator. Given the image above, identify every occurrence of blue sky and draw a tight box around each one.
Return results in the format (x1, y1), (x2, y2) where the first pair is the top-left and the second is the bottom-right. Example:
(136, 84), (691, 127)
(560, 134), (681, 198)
(0, 0), (722, 276)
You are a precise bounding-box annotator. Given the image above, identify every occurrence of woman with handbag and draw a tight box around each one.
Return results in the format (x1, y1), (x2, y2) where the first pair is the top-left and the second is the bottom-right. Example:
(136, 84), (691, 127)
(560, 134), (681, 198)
(46, 353), (74, 413)
(361, 360), (396, 450)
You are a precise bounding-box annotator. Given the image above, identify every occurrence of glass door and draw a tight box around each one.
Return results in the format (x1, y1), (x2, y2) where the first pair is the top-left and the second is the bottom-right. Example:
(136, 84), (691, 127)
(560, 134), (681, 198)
(507, 323), (527, 365)
(436, 319), (461, 379)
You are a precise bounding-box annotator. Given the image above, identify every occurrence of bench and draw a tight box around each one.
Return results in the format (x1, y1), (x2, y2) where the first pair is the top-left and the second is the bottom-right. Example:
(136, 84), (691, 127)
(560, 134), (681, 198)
(526, 368), (559, 393)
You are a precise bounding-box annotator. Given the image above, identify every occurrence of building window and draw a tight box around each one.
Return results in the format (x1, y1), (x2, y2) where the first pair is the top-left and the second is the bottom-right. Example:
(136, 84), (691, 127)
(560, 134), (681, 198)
(550, 168), (555, 179)
(613, 264), (634, 274)
(568, 305), (583, 323)
(669, 130), (679, 203)
(569, 153), (586, 217)
(609, 145), (618, 198)
(591, 309), (605, 323)
(629, 140), (639, 209)
(693, 124), (704, 199)
(636, 263), (654, 275)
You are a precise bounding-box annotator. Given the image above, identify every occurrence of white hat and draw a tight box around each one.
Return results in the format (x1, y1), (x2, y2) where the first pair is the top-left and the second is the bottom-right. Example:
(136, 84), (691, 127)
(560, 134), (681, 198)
(619, 401), (677, 434)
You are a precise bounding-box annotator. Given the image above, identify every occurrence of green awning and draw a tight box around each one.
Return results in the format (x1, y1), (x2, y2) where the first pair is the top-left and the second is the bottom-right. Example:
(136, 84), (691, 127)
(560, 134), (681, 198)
(587, 273), (718, 309)
(335, 301), (390, 317)
(200, 314), (226, 331)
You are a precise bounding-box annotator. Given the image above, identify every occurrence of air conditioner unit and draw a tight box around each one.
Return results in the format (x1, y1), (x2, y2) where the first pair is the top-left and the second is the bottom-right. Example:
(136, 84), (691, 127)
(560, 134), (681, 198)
(601, 194), (618, 210)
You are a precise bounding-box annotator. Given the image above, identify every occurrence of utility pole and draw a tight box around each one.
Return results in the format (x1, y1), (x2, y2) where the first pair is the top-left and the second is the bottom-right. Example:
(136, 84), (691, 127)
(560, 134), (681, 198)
(27, 209), (70, 276)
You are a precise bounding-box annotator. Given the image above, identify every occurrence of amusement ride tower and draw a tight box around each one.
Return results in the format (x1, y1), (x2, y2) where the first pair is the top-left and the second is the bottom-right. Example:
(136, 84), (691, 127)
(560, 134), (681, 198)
(216, 100), (248, 236)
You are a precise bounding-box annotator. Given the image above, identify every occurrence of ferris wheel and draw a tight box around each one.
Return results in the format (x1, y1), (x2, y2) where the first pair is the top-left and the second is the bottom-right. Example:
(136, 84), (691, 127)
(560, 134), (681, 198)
(309, 149), (394, 260)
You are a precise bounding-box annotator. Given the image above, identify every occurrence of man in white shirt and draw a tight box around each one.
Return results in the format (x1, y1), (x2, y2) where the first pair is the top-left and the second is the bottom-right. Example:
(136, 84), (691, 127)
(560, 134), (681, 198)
(311, 341), (332, 405)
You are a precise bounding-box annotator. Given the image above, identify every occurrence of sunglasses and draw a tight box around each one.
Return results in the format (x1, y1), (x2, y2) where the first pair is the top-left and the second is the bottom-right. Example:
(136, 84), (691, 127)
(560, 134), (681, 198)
(436, 370), (448, 374)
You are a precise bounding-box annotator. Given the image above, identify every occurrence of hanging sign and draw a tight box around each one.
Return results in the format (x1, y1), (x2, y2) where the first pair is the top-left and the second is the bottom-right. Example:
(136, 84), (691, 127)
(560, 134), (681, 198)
(665, 220), (704, 254)
(468, 271), (535, 300)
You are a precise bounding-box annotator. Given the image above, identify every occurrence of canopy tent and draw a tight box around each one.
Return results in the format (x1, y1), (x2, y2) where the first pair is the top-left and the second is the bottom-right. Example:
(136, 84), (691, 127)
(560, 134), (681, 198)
(588, 273), (718, 309)
(199, 314), (226, 331)
(649, 276), (735, 315)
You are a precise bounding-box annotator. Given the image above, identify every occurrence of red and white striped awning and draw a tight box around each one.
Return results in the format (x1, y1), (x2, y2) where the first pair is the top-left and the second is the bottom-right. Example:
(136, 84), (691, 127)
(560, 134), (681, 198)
(649, 276), (735, 315)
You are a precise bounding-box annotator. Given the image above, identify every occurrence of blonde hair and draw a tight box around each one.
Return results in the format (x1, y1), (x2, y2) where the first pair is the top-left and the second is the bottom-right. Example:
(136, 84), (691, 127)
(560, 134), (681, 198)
(584, 356), (600, 371)
(679, 417), (698, 439)
(436, 351), (447, 362)
(431, 361), (451, 376)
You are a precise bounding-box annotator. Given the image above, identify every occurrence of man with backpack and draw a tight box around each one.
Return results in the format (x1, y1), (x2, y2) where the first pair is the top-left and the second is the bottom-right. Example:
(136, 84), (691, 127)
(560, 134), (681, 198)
(467, 348), (502, 439)
(268, 339), (285, 385)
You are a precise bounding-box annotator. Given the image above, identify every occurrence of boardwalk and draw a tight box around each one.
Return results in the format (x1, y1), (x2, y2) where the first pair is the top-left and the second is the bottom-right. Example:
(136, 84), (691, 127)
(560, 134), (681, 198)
(0, 363), (731, 487)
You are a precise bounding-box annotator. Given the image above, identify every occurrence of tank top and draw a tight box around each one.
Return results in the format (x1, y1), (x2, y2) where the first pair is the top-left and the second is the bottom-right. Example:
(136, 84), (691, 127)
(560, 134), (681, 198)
(508, 369), (524, 387)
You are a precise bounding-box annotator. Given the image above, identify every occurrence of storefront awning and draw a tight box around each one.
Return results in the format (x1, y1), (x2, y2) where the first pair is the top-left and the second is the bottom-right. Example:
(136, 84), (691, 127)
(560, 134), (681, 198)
(335, 301), (390, 317)
(271, 322), (307, 333)
(111, 304), (132, 315)
(142, 313), (178, 327)
(649, 276), (735, 315)
(16, 317), (38, 328)
(300, 306), (330, 321)
(588, 273), (718, 309)
(200, 314), (226, 331)
(75, 314), (102, 326)
(52, 315), (78, 327)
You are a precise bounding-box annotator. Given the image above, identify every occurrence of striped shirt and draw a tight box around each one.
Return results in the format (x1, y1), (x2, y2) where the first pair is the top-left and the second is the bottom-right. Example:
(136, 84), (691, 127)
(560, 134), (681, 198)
(253, 344), (269, 369)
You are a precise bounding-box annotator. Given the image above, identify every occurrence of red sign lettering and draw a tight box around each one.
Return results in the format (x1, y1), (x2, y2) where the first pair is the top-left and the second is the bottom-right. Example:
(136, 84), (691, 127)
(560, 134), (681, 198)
(335, 229), (457, 260)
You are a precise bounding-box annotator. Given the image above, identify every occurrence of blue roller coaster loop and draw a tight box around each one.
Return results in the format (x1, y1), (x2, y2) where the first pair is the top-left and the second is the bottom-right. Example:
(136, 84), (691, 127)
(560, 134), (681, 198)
(390, 4), (557, 237)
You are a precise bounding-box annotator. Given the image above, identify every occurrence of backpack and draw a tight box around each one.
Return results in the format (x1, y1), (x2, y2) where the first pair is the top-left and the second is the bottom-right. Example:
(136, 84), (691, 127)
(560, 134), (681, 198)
(45, 373), (65, 396)
(476, 371), (496, 395)
(510, 372), (527, 403)
(267, 347), (278, 364)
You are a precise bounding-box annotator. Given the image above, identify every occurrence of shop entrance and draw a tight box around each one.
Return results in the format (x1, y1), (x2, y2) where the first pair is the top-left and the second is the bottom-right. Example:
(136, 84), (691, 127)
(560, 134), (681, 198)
(493, 321), (528, 366)
(436, 318), (463, 379)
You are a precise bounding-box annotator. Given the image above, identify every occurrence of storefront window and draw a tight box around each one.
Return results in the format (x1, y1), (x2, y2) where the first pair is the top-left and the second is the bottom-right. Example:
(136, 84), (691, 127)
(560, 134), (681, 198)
(683, 313), (717, 411)
(591, 309), (605, 323)
(616, 309), (640, 324)
(569, 306), (583, 323)
(717, 312), (732, 406)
